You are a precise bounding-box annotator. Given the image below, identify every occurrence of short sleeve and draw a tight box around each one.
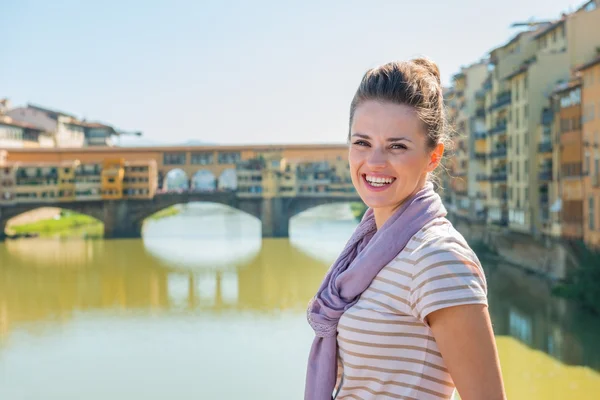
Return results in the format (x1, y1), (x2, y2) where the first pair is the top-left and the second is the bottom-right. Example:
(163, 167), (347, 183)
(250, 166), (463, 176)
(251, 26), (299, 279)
(409, 237), (488, 324)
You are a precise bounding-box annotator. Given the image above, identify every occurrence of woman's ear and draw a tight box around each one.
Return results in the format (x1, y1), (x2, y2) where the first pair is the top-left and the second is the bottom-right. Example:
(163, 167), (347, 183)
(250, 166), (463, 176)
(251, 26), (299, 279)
(427, 143), (444, 172)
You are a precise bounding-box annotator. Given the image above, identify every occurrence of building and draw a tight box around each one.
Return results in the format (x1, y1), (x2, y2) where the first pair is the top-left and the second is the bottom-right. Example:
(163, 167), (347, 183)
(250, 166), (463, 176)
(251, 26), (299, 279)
(483, 30), (539, 227)
(553, 79), (585, 240)
(236, 157), (266, 197)
(101, 159), (125, 199)
(0, 151), (16, 205)
(0, 116), (48, 148)
(12, 161), (79, 203)
(579, 55), (600, 248)
(83, 122), (119, 147)
(532, 1), (600, 69)
(58, 160), (79, 202)
(75, 163), (102, 201)
(448, 62), (488, 220)
(6, 104), (86, 148)
(123, 160), (158, 199)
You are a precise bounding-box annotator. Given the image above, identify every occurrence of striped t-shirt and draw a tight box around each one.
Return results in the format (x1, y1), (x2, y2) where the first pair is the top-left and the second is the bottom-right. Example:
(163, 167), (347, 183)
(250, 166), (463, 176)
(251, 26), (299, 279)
(334, 217), (488, 400)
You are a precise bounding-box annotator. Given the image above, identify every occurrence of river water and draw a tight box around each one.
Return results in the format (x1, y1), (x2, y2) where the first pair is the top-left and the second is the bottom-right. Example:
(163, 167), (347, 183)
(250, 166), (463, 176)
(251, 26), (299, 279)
(1, 203), (600, 399)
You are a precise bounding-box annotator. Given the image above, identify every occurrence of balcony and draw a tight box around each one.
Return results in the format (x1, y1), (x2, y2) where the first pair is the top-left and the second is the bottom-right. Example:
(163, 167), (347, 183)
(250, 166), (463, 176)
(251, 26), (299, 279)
(489, 147), (507, 159)
(538, 141), (553, 153)
(476, 174), (489, 181)
(475, 152), (487, 160)
(483, 79), (492, 92)
(488, 91), (512, 111)
(488, 121), (508, 136)
(541, 108), (554, 126)
(539, 170), (552, 182)
(490, 171), (507, 182)
(474, 131), (487, 140)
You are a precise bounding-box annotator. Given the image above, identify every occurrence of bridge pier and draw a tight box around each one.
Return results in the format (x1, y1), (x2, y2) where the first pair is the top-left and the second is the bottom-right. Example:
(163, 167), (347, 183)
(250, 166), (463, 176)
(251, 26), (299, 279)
(260, 197), (289, 238)
(103, 200), (142, 239)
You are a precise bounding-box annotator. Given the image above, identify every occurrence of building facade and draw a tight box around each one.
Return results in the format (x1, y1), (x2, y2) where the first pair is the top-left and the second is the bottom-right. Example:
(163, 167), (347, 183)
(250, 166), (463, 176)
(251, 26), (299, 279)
(580, 56), (600, 248)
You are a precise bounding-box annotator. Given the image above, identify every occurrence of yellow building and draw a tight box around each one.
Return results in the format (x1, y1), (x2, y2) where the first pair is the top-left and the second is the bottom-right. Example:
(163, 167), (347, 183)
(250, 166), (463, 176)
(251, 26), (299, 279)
(58, 160), (79, 202)
(101, 158), (125, 199)
(279, 158), (298, 197)
(484, 29), (540, 227)
(12, 162), (79, 203)
(533, 1), (600, 68)
(0, 151), (16, 205)
(75, 163), (102, 201)
(236, 157), (265, 197)
(579, 54), (600, 248)
(123, 160), (158, 199)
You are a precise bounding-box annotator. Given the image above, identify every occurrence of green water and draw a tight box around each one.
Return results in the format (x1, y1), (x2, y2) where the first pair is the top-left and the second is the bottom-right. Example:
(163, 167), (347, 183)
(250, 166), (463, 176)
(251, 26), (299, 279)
(1, 203), (599, 399)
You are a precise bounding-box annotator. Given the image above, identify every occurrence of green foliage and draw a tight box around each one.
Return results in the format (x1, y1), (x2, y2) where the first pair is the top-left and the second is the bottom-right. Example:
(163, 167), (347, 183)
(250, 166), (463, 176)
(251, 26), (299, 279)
(148, 205), (181, 220)
(552, 240), (600, 315)
(350, 202), (367, 222)
(11, 211), (101, 235)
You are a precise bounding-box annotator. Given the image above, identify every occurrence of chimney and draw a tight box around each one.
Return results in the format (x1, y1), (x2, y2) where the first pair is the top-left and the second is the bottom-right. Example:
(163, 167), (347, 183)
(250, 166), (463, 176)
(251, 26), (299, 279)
(0, 98), (10, 114)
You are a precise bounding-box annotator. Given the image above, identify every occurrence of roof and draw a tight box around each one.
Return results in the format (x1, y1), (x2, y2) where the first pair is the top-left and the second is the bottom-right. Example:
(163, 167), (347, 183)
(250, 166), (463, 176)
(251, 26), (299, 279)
(26, 103), (77, 119)
(7, 160), (80, 168)
(532, 19), (566, 39)
(0, 115), (44, 131)
(504, 64), (529, 81)
(576, 54), (600, 72)
(552, 77), (582, 94)
(83, 121), (118, 134)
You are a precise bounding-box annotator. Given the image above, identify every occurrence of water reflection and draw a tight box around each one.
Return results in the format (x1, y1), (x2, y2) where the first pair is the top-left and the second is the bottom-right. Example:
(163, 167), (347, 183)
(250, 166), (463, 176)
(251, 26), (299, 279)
(0, 206), (600, 399)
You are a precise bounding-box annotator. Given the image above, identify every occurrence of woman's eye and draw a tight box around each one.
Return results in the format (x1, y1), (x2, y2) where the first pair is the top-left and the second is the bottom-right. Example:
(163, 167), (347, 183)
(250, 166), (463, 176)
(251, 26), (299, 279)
(353, 140), (369, 146)
(391, 144), (407, 150)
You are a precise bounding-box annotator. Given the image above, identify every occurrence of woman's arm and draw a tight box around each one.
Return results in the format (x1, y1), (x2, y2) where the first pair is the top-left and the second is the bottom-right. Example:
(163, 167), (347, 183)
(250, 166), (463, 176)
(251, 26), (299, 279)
(427, 304), (506, 400)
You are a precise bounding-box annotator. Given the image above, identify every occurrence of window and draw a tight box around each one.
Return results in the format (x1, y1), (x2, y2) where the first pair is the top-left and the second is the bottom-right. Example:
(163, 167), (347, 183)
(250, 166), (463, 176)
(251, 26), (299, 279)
(585, 152), (590, 174)
(525, 162), (528, 175)
(164, 152), (186, 165)
(218, 152), (241, 164)
(525, 187), (528, 203)
(590, 197), (595, 231)
(191, 152), (214, 165)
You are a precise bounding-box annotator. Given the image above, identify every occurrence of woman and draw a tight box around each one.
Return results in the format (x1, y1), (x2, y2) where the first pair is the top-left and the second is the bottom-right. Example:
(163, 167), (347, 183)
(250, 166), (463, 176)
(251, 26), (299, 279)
(305, 59), (506, 400)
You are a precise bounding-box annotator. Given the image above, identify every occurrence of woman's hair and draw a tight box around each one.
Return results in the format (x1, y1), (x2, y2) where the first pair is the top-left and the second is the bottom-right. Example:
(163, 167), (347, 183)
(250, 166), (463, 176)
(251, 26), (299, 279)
(348, 58), (450, 152)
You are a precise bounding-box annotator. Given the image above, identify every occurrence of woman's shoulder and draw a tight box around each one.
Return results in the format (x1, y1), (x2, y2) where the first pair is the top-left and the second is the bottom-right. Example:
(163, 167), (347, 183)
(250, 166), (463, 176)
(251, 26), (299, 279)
(398, 217), (482, 268)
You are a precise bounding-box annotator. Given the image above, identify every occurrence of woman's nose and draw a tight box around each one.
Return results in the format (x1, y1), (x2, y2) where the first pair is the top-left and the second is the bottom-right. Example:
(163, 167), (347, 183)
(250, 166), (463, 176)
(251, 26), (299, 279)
(366, 148), (387, 168)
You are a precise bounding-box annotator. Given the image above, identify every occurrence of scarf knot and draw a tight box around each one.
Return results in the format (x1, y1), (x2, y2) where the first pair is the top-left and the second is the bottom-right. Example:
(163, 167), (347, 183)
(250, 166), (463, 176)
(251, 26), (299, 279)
(307, 298), (337, 338)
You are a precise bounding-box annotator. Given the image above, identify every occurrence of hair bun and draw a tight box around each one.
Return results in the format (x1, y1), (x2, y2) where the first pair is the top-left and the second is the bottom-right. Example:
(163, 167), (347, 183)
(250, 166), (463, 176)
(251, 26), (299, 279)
(412, 57), (441, 85)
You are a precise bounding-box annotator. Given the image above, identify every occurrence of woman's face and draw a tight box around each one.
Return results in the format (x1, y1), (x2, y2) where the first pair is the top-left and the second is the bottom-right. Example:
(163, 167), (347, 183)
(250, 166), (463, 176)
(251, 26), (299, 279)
(349, 100), (443, 213)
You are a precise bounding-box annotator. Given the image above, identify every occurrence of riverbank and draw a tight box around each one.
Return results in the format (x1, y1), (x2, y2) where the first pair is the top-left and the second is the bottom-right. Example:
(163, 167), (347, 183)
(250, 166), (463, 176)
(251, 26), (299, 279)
(6, 206), (181, 239)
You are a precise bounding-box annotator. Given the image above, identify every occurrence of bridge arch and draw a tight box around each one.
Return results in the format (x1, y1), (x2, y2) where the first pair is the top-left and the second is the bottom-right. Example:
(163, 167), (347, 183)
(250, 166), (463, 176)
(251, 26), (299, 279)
(286, 196), (363, 221)
(191, 170), (217, 192)
(218, 168), (237, 191)
(163, 168), (190, 191)
(1, 203), (105, 239)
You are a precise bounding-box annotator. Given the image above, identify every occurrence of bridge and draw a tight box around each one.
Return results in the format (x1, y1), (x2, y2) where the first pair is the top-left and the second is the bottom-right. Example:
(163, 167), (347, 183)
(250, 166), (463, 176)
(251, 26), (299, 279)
(0, 191), (362, 240)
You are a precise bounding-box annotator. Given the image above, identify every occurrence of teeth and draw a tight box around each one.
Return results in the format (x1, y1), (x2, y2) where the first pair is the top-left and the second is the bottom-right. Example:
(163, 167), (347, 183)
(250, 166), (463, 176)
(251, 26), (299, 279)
(365, 175), (395, 188)
(365, 175), (394, 185)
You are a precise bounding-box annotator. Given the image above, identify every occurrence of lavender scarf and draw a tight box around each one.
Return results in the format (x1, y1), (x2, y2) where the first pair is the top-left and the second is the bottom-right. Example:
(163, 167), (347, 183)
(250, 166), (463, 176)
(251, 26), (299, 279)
(304, 182), (447, 400)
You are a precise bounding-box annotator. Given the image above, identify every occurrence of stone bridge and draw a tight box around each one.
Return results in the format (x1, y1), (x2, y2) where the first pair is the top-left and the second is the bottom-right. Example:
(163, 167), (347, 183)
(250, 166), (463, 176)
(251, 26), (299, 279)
(0, 192), (362, 240)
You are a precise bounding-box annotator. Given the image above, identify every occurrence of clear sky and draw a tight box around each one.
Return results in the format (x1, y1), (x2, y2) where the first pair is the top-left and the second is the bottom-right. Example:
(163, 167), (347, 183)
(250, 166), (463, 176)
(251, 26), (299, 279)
(0, 0), (582, 145)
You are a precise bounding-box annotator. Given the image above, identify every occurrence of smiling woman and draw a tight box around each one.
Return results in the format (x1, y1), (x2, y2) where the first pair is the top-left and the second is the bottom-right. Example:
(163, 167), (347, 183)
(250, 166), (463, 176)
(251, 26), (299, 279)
(305, 59), (506, 400)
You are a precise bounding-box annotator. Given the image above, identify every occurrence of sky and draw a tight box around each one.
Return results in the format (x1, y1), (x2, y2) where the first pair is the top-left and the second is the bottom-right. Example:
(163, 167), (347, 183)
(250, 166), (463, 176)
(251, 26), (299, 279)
(0, 0), (583, 146)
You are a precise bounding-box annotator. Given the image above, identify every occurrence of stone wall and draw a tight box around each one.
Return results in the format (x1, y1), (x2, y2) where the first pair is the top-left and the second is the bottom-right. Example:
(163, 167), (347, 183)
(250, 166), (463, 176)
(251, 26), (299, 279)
(449, 214), (578, 282)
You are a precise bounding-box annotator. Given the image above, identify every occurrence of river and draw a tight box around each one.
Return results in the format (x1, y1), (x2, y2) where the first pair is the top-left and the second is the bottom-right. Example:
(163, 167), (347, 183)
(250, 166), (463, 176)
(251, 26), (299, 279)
(0, 203), (599, 399)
